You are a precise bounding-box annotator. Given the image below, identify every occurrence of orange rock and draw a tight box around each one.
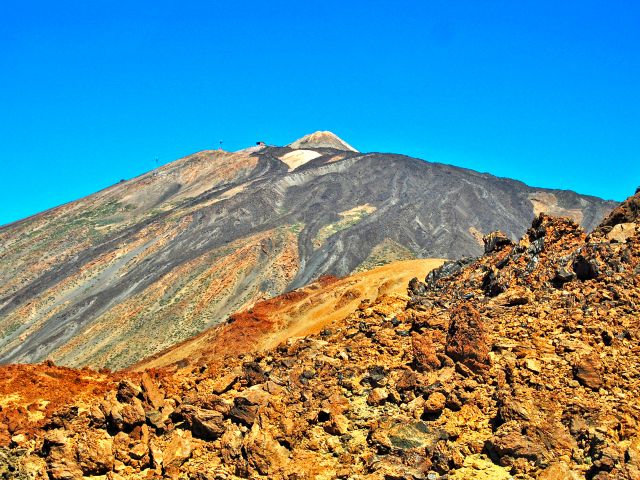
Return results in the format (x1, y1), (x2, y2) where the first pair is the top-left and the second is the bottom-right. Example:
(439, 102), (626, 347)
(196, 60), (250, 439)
(424, 392), (446, 414)
(140, 373), (164, 410)
(162, 430), (192, 475)
(412, 333), (440, 372)
(367, 388), (389, 406)
(573, 354), (603, 390)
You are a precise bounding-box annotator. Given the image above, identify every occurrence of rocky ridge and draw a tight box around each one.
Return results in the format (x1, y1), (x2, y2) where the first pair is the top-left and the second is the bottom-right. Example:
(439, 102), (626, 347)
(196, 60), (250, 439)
(2, 192), (639, 479)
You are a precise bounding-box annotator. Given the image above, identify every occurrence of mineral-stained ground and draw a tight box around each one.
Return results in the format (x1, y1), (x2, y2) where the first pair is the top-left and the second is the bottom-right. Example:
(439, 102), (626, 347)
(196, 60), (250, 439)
(2, 192), (640, 479)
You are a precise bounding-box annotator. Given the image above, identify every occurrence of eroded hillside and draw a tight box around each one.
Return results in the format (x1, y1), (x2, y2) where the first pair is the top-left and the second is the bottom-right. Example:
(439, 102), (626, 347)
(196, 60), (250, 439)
(134, 258), (445, 371)
(0, 132), (616, 369)
(2, 192), (639, 480)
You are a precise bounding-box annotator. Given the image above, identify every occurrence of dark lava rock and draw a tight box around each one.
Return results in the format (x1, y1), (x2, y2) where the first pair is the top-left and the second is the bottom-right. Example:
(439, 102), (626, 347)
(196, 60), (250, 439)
(552, 267), (576, 287)
(408, 277), (427, 297)
(361, 365), (388, 387)
(481, 269), (506, 297)
(243, 362), (268, 387)
(483, 231), (513, 254)
(572, 255), (600, 281)
(425, 258), (475, 286)
(116, 380), (141, 404)
(229, 397), (259, 426)
(528, 238), (545, 255)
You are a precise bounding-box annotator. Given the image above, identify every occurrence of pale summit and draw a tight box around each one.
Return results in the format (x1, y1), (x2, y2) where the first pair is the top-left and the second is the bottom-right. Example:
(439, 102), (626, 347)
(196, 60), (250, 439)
(288, 130), (358, 152)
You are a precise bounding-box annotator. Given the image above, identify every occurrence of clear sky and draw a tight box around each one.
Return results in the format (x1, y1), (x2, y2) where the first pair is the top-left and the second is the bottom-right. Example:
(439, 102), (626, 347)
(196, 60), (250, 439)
(1, 1), (638, 226)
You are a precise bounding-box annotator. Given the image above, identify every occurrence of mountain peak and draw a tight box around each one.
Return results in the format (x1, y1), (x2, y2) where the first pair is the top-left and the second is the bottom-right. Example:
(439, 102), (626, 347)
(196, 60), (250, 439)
(288, 131), (358, 152)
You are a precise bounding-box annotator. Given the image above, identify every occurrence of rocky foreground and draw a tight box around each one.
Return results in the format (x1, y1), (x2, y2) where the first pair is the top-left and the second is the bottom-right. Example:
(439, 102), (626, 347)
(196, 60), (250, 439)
(2, 193), (640, 479)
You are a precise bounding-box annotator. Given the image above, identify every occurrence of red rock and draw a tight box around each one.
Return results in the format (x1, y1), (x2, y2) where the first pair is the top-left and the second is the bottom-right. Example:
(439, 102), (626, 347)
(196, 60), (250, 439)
(445, 303), (490, 374)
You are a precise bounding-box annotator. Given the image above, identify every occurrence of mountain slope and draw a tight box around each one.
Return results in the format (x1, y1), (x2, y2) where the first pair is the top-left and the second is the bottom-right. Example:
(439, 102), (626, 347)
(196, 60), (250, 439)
(0, 132), (616, 368)
(3, 191), (639, 480)
(134, 258), (445, 371)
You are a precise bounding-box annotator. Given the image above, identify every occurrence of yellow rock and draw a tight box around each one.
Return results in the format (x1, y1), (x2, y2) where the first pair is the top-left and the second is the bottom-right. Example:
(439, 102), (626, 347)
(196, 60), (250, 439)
(448, 454), (512, 479)
(606, 222), (636, 243)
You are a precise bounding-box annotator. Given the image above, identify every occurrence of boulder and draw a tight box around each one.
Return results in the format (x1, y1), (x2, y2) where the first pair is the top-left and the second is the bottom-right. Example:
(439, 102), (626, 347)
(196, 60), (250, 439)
(552, 267), (576, 287)
(369, 417), (447, 452)
(412, 333), (440, 372)
(75, 429), (114, 475)
(606, 222), (636, 243)
(424, 392), (446, 415)
(162, 430), (192, 473)
(210, 372), (239, 394)
(116, 380), (142, 404)
(229, 397), (259, 426)
(244, 424), (289, 476)
(178, 404), (226, 440)
(43, 429), (83, 480)
(499, 286), (534, 306)
(538, 462), (582, 479)
(324, 413), (350, 436)
(121, 398), (146, 429)
(486, 422), (551, 469)
(408, 277), (427, 296)
(573, 354), (603, 390)
(140, 373), (165, 410)
(220, 424), (244, 466)
(483, 231), (513, 254)
(425, 258), (475, 286)
(481, 268), (506, 297)
(487, 420), (577, 472)
(367, 388), (389, 406)
(445, 303), (490, 374)
(243, 361), (268, 386)
(572, 254), (600, 281)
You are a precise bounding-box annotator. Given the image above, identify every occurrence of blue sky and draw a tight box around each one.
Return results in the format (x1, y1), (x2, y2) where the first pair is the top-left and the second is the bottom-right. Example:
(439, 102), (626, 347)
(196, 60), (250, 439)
(1, 1), (638, 226)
